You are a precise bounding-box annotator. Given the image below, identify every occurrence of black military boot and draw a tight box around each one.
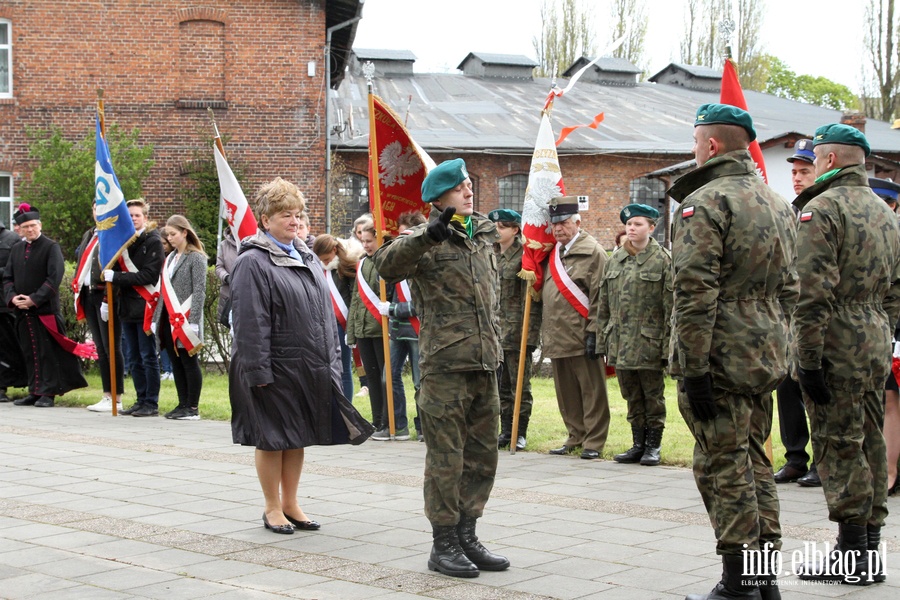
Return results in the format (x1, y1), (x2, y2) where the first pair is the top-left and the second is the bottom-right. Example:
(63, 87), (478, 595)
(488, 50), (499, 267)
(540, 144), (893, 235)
(515, 415), (529, 450)
(756, 550), (781, 600)
(457, 514), (510, 571)
(614, 425), (645, 463)
(498, 412), (512, 448)
(640, 427), (663, 466)
(868, 525), (886, 583)
(428, 525), (479, 578)
(686, 554), (761, 600)
(797, 522), (871, 585)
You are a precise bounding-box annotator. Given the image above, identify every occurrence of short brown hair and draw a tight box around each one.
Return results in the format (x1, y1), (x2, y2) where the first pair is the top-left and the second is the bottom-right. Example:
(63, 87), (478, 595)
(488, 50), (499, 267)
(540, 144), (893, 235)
(253, 177), (306, 222)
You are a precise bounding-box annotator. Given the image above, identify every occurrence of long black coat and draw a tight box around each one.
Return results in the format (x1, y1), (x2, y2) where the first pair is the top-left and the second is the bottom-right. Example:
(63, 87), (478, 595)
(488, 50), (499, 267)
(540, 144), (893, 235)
(229, 232), (373, 450)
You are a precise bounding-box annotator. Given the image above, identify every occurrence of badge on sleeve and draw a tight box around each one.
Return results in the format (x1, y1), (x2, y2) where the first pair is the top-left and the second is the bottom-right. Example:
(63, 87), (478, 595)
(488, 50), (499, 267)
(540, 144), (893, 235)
(682, 206), (695, 218)
(799, 211), (813, 223)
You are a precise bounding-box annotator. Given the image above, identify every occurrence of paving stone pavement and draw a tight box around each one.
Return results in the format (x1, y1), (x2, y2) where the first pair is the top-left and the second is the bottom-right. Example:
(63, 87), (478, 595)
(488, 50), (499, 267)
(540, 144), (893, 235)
(0, 404), (898, 599)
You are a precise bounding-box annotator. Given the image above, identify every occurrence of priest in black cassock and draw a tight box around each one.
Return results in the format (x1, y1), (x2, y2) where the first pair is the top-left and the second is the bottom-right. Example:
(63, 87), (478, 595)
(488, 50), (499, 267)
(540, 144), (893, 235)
(0, 213), (27, 402)
(2, 206), (87, 406)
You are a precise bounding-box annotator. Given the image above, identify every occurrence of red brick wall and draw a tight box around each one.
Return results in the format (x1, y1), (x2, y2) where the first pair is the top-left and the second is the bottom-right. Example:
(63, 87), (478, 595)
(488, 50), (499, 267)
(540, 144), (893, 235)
(340, 151), (691, 250)
(0, 0), (329, 232)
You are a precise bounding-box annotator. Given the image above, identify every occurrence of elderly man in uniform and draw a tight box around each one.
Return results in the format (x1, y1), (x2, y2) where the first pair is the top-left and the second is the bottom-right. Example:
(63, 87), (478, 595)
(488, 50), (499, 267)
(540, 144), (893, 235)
(669, 104), (798, 600)
(775, 139), (822, 488)
(541, 196), (610, 460)
(794, 125), (900, 585)
(374, 158), (509, 579)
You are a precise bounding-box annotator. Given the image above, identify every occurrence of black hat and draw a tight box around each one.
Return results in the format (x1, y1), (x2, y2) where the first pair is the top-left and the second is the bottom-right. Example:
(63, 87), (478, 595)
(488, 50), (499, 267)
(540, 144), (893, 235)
(13, 203), (40, 225)
(548, 196), (579, 223)
(787, 139), (815, 164)
(869, 177), (900, 204)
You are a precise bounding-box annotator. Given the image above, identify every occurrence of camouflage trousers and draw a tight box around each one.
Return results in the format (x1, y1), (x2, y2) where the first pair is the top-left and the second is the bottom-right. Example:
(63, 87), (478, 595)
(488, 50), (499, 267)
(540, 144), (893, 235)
(805, 388), (887, 527)
(417, 370), (500, 526)
(615, 368), (666, 430)
(678, 386), (781, 555)
(498, 346), (534, 420)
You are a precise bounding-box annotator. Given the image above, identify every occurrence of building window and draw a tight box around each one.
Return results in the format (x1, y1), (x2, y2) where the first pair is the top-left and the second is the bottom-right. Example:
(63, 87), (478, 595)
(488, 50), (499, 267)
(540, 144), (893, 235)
(0, 20), (11, 97)
(0, 173), (12, 229)
(177, 19), (225, 108)
(333, 172), (369, 236)
(498, 174), (528, 213)
(629, 176), (667, 242)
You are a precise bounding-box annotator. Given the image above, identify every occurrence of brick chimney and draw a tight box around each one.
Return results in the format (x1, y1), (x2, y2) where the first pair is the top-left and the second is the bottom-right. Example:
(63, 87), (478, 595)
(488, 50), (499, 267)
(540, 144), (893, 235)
(841, 111), (866, 134)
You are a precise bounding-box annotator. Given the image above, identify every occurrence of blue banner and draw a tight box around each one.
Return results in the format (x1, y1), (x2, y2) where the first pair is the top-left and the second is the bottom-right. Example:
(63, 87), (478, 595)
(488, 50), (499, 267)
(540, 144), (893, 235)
(94, 115), (135, 269)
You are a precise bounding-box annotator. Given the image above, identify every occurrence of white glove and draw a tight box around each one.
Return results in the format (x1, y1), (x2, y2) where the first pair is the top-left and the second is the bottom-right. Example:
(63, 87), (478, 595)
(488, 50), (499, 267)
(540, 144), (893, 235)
(100, 302), (109, 322)
(893, 341), (900, 358)
(103, 270), (115, 283)
(189, 323), (200, 335)
(151, 322), (157, 335)
(377, 301), (390, 316)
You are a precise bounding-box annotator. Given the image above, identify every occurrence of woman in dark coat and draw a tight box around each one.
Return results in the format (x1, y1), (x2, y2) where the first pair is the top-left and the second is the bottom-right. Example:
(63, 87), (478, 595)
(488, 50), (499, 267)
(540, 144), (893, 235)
(230, 177), (373, 535)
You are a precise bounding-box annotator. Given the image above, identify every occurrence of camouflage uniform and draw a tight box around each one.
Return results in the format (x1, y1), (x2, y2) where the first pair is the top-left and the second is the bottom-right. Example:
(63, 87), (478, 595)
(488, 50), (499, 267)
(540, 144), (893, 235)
(497, 237), (541, 431)
(792, 164), (900, 528)
(669, 149), (799, 555)
(373, 212), (501, 526)
(597, 237), (672, 431)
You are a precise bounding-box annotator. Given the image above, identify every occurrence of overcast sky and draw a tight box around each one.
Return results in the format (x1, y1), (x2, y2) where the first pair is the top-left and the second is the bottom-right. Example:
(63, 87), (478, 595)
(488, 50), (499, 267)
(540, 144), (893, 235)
(353, 0), (867, 92)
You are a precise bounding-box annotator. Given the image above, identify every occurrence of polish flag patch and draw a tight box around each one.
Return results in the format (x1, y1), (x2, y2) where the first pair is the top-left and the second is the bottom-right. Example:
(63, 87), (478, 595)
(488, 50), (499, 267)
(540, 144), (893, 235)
(799, 211), (813, 222)
(682, 206), (695, 218)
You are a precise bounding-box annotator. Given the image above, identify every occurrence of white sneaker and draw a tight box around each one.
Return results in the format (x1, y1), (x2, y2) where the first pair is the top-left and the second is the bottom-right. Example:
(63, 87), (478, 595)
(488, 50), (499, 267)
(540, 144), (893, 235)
(354, 386), (369, 398)
(87, 397), (122, 412)
(161, 372), (174, 381)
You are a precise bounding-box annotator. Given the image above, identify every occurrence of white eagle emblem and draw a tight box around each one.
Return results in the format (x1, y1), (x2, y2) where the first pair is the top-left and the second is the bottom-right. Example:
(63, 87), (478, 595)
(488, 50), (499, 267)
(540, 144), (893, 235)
(522, 177), (562, 234)
(379, 141), (422, 188)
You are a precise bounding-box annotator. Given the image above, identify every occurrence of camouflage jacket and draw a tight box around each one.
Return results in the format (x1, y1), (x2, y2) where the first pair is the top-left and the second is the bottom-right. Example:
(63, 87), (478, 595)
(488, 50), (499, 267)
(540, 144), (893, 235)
(372, 212), (501, 378)
(540, 231), (606, 359)
(668, 149), (799, 393)
(597, 238), (673, 369)
(346, 255), (383, 344)
(497, 238), (541, 350)
(792, 164), (900, 391)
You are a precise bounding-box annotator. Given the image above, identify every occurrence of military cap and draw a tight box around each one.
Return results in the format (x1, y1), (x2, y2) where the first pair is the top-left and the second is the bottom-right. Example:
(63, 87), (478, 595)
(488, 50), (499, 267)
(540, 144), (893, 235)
(548, 196), (579, 223)
(619, 203), (660, 225)
(869, 177), (900, 204)
(421, 158), (469, 203)
(694, 103), (756, 142)
(787, 139), (815, 164)
(813, 123), (871, 157)
(488, 208), (521, 224)
(13, 203), (40, 225)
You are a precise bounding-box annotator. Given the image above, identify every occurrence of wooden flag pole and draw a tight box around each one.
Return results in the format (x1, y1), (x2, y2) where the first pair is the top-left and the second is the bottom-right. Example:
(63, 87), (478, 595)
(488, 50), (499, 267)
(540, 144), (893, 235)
(98, 88), (118, 417)
(208, 108), (226, 250)
(366, 69), (396, 437)
(509, 292), (533, 455)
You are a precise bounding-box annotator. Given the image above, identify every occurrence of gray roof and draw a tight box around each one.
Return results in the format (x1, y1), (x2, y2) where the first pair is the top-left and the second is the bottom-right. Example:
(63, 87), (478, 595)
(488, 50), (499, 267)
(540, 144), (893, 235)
(562, 56), (642, 77)
(456, 52), (539, 70)
(353, 48), (417, 61)
(334, 68), (900, 155)
(649, 63), (723, 81)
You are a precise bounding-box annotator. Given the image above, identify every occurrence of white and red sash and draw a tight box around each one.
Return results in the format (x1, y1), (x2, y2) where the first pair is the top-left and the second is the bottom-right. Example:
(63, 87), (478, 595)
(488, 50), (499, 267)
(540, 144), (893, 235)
(159, 254), (202, 356)
(395, 280), (420, 335)
(118, 248), (160, 335)
(323, 268), (349, 329)
(549, 242), (589, 319)
(72, 234), (99, 322)
(356, 257), (382, 322)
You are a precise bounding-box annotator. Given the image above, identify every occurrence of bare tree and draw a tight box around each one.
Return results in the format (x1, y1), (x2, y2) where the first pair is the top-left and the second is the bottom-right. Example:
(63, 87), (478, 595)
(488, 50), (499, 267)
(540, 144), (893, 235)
(733, 0), (767, 90)
(680, 0), (701, 64)
(609, 0), (648, 71)
(864, 0), (899, 121)
(533, 0), (597, 78)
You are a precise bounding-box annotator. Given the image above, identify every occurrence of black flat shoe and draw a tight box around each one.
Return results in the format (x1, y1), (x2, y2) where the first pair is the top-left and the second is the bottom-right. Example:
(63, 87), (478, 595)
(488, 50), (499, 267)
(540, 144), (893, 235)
(581, 449), (600, 460)
(262, 512), (294, 534)
(549, 445), (573, 455)
(285, 514), (321, 530)
(13, 395), (37, 406)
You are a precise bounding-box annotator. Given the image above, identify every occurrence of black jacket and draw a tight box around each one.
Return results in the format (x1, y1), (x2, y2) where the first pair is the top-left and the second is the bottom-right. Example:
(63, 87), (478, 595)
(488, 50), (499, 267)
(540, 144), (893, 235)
(112, 227), (164, 323)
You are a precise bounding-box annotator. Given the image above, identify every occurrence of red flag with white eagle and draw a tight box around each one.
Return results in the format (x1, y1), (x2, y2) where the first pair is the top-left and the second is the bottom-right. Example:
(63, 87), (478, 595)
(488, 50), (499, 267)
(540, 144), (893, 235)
(213, 142), (257, 241)
(519, 109), (565, 293)
(720, 58), (768, 183)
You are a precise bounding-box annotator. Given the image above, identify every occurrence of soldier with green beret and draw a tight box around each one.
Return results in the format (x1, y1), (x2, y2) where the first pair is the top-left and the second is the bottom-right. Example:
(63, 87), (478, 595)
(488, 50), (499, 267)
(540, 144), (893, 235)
(597, 203), (672, 467)
(373, 158), (509, 578)
(670, 103), (799, 599)
(487, 208), (540, 450)
(793, 125), (900, 584)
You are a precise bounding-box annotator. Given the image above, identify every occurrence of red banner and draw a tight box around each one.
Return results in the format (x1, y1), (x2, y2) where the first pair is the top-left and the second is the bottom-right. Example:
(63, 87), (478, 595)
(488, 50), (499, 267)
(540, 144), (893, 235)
(720, 58), (768, 183)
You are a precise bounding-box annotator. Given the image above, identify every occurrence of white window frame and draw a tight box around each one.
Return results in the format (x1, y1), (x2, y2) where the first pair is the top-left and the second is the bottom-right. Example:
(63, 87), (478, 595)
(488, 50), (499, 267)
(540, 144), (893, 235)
(0, 172), (12, 229)
(0, 19), (11, 98)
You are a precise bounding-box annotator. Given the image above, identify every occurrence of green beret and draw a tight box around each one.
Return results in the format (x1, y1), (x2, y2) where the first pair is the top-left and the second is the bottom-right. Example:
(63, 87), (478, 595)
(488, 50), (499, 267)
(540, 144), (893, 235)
(813, 123), (871, 157)
(488, 208), (521, 224)
(695, 103), (756, 142)
(421, 158), (469, 203)
(620, 203), (660, 225)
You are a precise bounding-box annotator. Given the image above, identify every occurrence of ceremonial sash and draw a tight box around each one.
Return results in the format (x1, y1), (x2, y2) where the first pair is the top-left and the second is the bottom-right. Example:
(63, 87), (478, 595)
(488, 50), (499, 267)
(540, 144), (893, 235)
(356, 257), (382, 322)
(549, 242), (589, 319)
(159, 253), (203, 356)
(72, 235), (99, 322)
(323, 268), (349, 330)
(118, 248), (160, 335)
(395, 280), (420, 335)
(37, 314), (98, 359)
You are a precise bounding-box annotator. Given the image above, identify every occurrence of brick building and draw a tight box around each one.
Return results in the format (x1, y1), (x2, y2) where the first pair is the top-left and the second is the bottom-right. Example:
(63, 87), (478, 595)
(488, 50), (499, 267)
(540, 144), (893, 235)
(0, 0), (362, 233)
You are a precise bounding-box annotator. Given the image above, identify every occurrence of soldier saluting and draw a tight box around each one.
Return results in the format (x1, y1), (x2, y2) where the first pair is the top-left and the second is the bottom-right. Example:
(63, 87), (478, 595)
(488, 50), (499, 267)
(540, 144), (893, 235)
(374, 158), (508, 579)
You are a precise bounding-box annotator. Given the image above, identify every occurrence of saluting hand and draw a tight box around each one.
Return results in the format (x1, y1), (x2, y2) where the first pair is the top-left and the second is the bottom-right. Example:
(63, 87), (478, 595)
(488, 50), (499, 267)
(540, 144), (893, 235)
(425, 206), (456, 243)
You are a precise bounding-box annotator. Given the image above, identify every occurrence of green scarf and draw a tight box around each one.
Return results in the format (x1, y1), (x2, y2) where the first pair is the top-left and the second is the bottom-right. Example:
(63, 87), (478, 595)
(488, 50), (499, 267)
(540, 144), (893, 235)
(814, 168), (841, 184)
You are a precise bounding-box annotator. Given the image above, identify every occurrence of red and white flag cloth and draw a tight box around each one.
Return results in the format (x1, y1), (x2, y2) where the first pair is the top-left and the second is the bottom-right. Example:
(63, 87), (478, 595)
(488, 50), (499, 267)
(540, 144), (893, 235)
(548, 242), (589, 319)
(213, 144), (258, 241)
(323, 268), (349, 330)
(72, 234), (99, 322)
(356, 257), (382, 323)
(118, 249), (160, 335)
(159, 254), (202, 356)
(395, 280), (420, 335)
(520, 110), (566, 293)
(720, 58), (768, 183)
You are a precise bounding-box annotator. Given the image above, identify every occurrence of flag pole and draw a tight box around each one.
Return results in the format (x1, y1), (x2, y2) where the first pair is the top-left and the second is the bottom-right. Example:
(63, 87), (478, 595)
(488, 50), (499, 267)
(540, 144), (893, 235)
(98, 88), (119, 417)
(365, 64), (396, 438)
(209, 108), (225, 252)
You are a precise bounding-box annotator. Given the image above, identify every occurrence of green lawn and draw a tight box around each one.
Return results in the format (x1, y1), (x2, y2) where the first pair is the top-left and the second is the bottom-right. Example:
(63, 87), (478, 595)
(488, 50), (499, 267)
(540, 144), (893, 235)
(45, 367), (802, 469)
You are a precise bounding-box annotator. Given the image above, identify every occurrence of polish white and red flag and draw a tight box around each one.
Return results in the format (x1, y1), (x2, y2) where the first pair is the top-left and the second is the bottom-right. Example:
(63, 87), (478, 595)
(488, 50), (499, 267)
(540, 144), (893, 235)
(213, 144), (257, 241)
(720, 58), (768, 183)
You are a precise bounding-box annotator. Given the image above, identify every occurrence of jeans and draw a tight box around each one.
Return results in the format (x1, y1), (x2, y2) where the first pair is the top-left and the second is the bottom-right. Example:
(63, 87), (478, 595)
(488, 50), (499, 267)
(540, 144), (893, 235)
(386, 337), (419, 432)
(159, 348), (173, 373)
(121, 320), (161, 407)
(338, 323), (354, 400)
